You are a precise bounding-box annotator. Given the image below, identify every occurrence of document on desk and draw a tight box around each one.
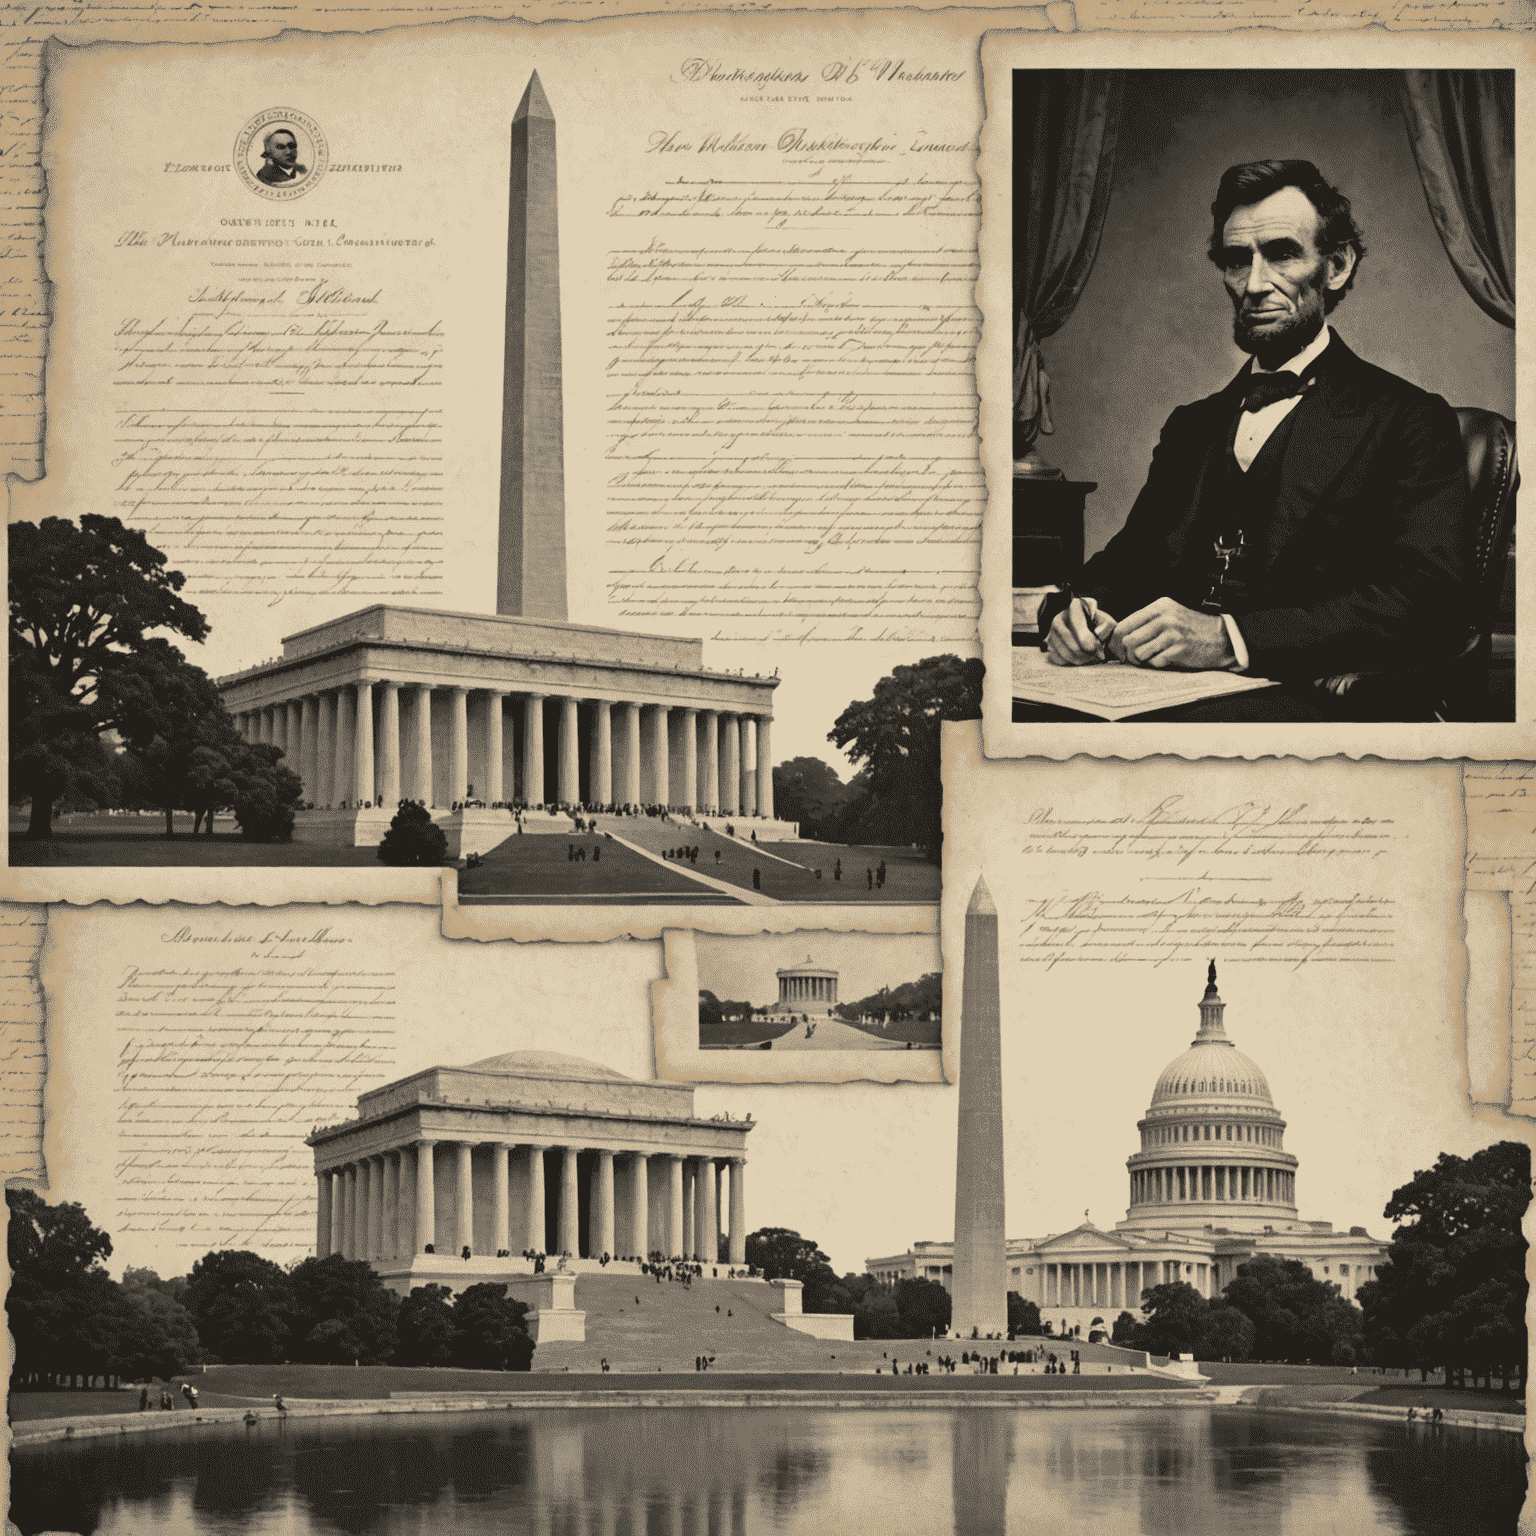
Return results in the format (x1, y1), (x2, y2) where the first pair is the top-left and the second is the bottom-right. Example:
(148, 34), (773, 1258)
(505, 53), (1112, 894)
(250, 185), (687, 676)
(1011, 646), (1278, 721)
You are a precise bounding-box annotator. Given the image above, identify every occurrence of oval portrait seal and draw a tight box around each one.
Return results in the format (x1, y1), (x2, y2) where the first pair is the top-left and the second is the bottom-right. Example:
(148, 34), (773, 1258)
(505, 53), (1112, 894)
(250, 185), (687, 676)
(234, 108), (329, 200)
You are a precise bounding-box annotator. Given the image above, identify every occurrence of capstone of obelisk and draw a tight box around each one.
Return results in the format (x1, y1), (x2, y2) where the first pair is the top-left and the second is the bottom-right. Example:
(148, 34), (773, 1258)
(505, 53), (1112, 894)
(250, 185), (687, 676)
(949, 874), (1007, 1339)
(499, 70), (568, 620)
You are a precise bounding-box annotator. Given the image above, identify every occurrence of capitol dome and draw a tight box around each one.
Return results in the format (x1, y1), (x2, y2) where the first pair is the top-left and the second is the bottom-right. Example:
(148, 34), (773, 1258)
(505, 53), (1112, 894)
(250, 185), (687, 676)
(1121, 964), (1299, 1234)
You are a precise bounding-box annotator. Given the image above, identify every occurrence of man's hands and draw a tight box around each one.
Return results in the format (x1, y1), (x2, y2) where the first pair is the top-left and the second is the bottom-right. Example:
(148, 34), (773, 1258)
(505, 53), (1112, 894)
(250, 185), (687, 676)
(1045, 596), (1240, 672)
(1044, 597), (1114, 667)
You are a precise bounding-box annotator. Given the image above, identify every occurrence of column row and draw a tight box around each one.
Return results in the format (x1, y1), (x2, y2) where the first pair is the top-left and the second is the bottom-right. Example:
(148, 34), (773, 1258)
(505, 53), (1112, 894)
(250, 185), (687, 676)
(317, 1144), (747, 1266)
(1041, 1258), (1210, 1311)
(237, 690), (774, 818)
(1132, 1165), (1294, 1205)
(783, 976), (833, 1003)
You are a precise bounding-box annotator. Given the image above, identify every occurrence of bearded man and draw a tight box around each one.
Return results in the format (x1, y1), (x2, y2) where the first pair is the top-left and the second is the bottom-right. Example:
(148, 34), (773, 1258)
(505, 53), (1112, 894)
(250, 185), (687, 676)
(1040, 159), (1468, 718)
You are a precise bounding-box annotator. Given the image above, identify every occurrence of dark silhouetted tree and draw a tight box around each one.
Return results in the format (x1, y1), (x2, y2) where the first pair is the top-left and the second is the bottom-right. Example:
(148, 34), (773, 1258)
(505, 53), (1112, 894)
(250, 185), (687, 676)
(377, 801), (450, 865)
(285, 1254), (400, 1365)
(396, 1284), (458, 1367)
(184, 1250), (291, 1364)
(10, 516), (212, 838)
(450, 1283), (535, 1371)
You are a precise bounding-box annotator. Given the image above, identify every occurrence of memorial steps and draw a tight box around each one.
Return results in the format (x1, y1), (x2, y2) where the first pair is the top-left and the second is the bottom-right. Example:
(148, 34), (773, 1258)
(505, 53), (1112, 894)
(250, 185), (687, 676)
(532, 1274), (841, 1374)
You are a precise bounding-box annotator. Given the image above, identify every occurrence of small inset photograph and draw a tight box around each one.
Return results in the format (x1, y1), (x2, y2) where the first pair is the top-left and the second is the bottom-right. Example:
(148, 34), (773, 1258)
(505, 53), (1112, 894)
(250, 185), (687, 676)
(697, 932), (941, 1054)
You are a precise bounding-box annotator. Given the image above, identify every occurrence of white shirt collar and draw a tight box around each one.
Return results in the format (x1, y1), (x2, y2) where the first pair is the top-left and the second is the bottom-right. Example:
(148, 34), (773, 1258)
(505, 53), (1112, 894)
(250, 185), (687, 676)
(1252, 322), (1331, 378)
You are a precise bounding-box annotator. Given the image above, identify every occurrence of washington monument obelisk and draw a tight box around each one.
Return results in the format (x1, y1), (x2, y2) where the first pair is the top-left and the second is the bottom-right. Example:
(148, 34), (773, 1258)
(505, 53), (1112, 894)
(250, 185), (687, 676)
(949, 875), (1007, 1339)
(498, 71), (568, 620)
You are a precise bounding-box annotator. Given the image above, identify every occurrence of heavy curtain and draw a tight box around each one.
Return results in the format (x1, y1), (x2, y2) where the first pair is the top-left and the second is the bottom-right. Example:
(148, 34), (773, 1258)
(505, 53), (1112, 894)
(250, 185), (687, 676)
(1399, 70), (1515, 328)
(1013, 71), (1124, 451)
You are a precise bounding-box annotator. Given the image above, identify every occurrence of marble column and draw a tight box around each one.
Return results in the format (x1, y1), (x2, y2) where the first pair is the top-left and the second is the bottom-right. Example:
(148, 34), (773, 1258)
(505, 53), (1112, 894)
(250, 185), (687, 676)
(485, 693), (506, 804)
(370, 1155), (385, 1260)
(456, 1142), (475, 1254)
(329, 1169), (345, 1257)
(697, 1158), (717, 1265)
(316, 1171), (334, 1258)
(720, 715), (739, 814)
(523, 696), (545, 804)
(354, 682), (375, 806)
(756, 716), (773, 818)
(378, 683), (402, 809)
(342, 1165), (357, 1259)
(287, 700), (303, 774)
(715, 1163), (725, 1259)
(398, 1144), (417, 1256)
(358, 1159), (374, 1260)
(492, 1143), (510, 1254)
(559, 1147), (581, 1256)
(728, 1159), (747, 1264)
(526, 1146), (547, 1251)
(700, 711), (719, 813)
(678, 709), (698, 809)
(630, 1154), (649, 1257)
(449, 688), (469, 803)
(412, 685), (434, 805)
(334, 688), (355, 806)
(682, 1164), (695, 1260)
(667, 1155), (685, 1258)
(621, 703), (642, 806)
(591, 701), (613, 806)
(383, 1152), (398, 1259)
(299, 696), (318, 802)
(595, 1149), (615, 1257)
(416, 1140), (436, 1252)
(316, 693), (337, 805)
(738, 716), (755, 816)
(646, 705), (670, 807)
(558, 697), (580, 805)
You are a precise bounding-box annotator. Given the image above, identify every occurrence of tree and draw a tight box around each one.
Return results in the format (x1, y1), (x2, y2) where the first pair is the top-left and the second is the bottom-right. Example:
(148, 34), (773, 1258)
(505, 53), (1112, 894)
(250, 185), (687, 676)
(230, 742), (305, 841)
(450, 1283), (535, 1371)
(827, 654), (985, 858)
(745, 1228), (836, 1291)
(771, 757), (854, 838)
(1359, 1141), (1529, 1389)
(396, 1284), (458, 1367)
(835, 973), (942, 1024)
(114, 1270), (204, 1380)
(377, 801), (450, 865)
(1008, 1293), (1042, 1337)
(1136, 1281), (1209, 1358)
(852, 1287), (902, 1340)
(10, 516), (212, 838)
(284, 1254), (399, 1365)
(895, 1277), (952, 1337)
(1201, 1300), (1256, 1362)
(1111, 1310), (1144, 1348)
(1222, 1255), (1361, 1364)
(7, 1190), (119, 1387)
(184, 1250), (291, 1364)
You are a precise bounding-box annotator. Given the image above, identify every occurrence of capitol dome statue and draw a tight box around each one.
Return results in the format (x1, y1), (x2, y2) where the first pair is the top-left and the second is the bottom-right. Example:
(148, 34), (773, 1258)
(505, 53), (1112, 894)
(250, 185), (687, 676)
(1121, 962), (1299, 1234)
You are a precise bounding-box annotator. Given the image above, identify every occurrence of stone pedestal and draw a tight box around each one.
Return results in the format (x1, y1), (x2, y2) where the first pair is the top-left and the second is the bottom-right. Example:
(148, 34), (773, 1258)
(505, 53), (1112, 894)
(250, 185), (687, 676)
(289, 808), (396, 847)
(436, 807), (517, 858)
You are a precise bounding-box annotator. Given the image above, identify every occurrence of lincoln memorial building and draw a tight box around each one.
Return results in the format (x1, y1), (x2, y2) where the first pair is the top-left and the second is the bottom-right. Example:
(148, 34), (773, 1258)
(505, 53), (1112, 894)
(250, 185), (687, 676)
(867, 967), (1388, 1341)
(220, 605), (778, 822)
(307, 1049), (753, 1339)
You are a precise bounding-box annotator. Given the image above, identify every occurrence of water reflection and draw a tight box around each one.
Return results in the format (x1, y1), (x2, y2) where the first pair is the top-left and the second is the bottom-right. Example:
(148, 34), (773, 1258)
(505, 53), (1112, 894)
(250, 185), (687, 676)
(10, 1406), (1525, 1536)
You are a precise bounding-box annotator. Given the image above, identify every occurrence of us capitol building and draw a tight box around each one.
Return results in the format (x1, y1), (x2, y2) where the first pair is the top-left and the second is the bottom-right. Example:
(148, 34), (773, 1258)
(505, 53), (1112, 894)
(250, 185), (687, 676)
(867, 965), (1389, 1339)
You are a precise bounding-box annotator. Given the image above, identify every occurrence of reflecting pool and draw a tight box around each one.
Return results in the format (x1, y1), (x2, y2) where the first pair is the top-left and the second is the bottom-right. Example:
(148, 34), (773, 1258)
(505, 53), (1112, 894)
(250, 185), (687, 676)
(11, 1406), (1526, 1535)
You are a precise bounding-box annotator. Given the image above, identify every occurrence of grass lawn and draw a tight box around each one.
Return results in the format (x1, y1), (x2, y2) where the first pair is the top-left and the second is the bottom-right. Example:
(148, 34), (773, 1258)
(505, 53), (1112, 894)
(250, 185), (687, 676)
(1353, 1384), (1524, 1416)
(458, 831), (727, 901)
(10, 815), (383, 868)
(843, 1016), (942, 1046)
(700, 1018), (799, 1047)
(9, 1387), (149, 1423)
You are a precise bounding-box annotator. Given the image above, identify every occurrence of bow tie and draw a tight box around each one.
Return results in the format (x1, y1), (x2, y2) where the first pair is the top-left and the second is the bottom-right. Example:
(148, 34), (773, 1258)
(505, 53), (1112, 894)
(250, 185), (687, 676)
(1241, 372), (1308, 413)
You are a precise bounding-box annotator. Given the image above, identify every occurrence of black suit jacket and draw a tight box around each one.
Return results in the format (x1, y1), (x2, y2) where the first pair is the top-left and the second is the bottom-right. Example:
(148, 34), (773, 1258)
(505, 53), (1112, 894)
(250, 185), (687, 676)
(1070, 334), (1469, 680)
(257, 162), (307, 186)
